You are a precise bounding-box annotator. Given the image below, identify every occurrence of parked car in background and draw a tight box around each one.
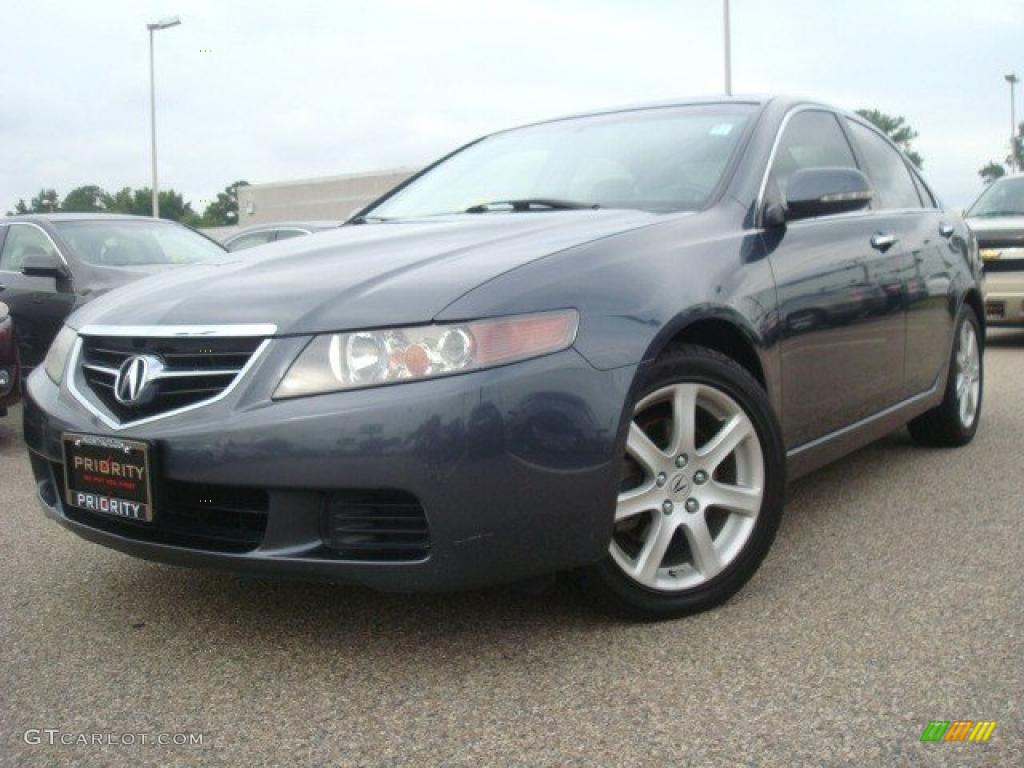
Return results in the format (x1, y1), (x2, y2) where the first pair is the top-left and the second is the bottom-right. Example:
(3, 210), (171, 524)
(0, 214), (226, 373)
(222, 221), (342, 252)
(966, 174), (1024, 326)
(24, 96), (983, 619)
(0, 301), (19, 415)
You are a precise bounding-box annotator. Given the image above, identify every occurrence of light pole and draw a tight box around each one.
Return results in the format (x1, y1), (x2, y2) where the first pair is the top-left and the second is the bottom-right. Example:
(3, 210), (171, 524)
(147, 16), (181, 219)
(1007, 73), (1019, 173)
(723, 0), (732, 96)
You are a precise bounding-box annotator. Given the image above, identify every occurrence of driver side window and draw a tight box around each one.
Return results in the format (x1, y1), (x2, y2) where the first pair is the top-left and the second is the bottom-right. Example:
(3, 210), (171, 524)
(765, 111), (858, 210)
(0, 224), (60, 272)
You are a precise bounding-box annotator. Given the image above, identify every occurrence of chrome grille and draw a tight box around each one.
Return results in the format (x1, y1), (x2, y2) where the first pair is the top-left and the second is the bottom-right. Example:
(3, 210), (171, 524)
(77, 333), (265, 423)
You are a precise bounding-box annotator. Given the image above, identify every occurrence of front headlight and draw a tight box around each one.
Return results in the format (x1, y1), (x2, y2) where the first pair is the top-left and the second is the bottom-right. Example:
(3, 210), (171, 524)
(44, 326), (78, 385)
(274, 309), (579, 399)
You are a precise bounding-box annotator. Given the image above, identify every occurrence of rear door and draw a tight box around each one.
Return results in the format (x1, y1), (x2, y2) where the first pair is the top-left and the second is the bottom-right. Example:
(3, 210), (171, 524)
(844, 118), (951, 397)
(0, 223), (76, 369)
(762, 109), (906, 448)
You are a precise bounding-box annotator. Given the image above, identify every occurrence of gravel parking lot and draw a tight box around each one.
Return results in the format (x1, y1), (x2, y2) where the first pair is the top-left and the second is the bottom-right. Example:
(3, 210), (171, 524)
(2, 331), (1022, 767)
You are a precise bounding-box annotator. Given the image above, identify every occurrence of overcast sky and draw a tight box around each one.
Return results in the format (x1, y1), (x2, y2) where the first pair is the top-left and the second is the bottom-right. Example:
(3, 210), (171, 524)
(3, 0), (1021, 214)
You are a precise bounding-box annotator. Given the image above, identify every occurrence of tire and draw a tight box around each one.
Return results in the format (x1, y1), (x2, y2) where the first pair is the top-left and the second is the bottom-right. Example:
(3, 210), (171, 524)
(581, 344), (786, 620)
(908, 305), (983, 447)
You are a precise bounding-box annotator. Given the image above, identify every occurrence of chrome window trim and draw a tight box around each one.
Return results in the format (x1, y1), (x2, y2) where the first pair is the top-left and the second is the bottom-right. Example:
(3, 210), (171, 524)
(77, 323), (277, 338)
(66, 335), (273, 431)
(0, 221), (72, 270)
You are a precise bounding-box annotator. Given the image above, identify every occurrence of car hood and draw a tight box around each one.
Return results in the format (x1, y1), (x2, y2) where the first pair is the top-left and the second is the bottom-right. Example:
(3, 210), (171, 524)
(966, 215), (1024, 244)
(67, 211), (659, 335)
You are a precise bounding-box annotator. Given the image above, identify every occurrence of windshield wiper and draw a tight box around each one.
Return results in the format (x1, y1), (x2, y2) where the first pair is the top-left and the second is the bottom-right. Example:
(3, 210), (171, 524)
(972, 211), (1023, 217)
(464, 198), (600, 214)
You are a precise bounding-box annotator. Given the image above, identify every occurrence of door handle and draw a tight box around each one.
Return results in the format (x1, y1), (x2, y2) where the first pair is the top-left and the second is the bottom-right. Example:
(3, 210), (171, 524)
(870, 233), (897, 251)
(0, 283), (6, 292)
(939, 223), (955, 238)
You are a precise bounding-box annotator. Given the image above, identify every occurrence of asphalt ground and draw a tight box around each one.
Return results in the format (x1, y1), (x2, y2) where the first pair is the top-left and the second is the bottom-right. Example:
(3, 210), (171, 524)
(1, 331), (1022, 767)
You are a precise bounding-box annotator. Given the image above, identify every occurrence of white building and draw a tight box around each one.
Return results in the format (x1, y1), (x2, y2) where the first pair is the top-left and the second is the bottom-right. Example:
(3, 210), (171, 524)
(235, 168), (418, 226)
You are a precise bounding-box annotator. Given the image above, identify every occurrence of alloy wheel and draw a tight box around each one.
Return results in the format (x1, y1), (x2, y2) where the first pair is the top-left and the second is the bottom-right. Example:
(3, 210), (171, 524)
(611, 382), (765, 592)
(956, 321), (981, 429)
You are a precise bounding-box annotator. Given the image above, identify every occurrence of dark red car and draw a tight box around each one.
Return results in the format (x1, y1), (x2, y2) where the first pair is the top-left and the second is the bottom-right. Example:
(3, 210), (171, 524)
(0, 301), (19, 415)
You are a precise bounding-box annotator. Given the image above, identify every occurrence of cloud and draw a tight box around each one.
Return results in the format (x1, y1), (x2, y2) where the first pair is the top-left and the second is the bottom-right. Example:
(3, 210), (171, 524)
(2, 0), (1021, 212)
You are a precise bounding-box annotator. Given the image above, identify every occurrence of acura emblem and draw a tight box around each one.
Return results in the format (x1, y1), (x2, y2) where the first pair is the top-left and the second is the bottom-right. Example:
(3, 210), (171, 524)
(670, 473), (690, 496)
(114, 354), (163, 406)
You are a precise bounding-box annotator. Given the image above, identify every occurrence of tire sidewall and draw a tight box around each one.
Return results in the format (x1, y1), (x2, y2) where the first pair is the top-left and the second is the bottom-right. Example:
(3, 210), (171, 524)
(947, 305), (984, 442)
(594, 347), (786, 618)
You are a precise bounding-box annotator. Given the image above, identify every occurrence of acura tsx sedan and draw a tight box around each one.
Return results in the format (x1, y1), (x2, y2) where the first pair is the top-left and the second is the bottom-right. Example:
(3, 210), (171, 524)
(23, 96), (984, 618)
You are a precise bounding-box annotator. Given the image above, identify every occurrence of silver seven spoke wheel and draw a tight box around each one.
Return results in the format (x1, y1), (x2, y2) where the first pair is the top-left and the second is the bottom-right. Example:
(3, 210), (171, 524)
(611, 382), (765, 592)
(956, 321), (981, 429)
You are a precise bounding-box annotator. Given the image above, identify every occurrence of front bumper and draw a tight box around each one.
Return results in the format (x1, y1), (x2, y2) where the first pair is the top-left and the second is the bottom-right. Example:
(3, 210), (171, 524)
(983, 271), (1024, 326)
(24, 347), (636, 590)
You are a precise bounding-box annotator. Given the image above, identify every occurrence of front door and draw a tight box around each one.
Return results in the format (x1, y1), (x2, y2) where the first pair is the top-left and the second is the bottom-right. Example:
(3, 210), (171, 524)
(761, 109), (906, 448)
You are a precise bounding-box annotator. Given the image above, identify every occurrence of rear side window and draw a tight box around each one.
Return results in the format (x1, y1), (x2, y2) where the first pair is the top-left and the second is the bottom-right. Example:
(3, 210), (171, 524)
(765, 111), (858, 209)
(0, 224), (61, 271)
(846, 121), (922, 210)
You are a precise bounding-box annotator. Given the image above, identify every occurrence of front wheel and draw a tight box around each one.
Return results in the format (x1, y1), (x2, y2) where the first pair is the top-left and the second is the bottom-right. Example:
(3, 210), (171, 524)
(582, 345), (786, 620)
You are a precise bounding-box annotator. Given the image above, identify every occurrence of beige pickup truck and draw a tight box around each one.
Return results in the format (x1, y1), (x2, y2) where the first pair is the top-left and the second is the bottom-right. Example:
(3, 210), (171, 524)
(967, 174), (1024, 326)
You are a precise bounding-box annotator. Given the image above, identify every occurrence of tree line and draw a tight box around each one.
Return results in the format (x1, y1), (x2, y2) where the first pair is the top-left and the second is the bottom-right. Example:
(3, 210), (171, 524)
(6, 181), (249, 228)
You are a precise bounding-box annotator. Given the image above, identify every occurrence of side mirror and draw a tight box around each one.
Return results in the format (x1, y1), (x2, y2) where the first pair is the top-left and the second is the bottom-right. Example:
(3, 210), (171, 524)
(21, 252), (67, 279)
(782, 167), (874, 222)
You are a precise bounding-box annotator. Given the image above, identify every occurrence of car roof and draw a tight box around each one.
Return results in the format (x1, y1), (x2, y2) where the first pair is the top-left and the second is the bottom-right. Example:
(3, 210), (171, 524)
(228, 221), (343, 236)
(2, 213), (169, 224)
(497, 95), (876, 136)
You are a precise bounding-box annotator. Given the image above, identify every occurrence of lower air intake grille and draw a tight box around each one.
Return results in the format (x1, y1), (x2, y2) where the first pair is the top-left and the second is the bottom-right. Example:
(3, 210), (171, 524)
(322, 491), (430, 561)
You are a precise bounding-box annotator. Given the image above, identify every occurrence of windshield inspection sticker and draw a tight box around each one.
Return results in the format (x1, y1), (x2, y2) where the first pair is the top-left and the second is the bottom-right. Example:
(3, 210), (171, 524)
(709, 123), (734, 136)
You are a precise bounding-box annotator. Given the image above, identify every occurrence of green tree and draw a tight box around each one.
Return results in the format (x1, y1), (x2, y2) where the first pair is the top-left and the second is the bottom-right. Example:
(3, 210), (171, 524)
(855, 109), (923, 169)
(134, 188), (198, 223)
(6, 199), (30, 216)
(1010, 121), (1024, 171)
(62, 185), (108, 212)
(101, 186), (136, 214)
(29, 188), (61, 213)
(100, 186), (197, 223)
(200, 180), (249, 226)
(978, 161), (1006, 185)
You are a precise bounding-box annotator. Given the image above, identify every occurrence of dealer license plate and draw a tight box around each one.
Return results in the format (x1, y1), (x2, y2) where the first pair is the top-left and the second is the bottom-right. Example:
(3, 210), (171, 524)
(62, 433), (155, 522)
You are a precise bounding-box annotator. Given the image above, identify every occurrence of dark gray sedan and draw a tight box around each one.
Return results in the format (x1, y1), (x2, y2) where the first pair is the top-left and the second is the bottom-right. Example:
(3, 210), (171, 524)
(23, 97), (984, 618)
(0, 214), (225, 371)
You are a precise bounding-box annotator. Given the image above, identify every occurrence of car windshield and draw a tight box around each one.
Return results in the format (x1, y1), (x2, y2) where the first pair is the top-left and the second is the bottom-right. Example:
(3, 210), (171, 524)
(967, 177), (1024, 217)
(365, 104), (757, 220)
(53, 220), (225, 267)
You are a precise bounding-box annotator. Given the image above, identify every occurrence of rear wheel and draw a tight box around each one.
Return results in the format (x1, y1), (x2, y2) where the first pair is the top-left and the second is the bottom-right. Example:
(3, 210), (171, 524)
(583, 345), (785, 620)
(908, 305), (983, 447)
